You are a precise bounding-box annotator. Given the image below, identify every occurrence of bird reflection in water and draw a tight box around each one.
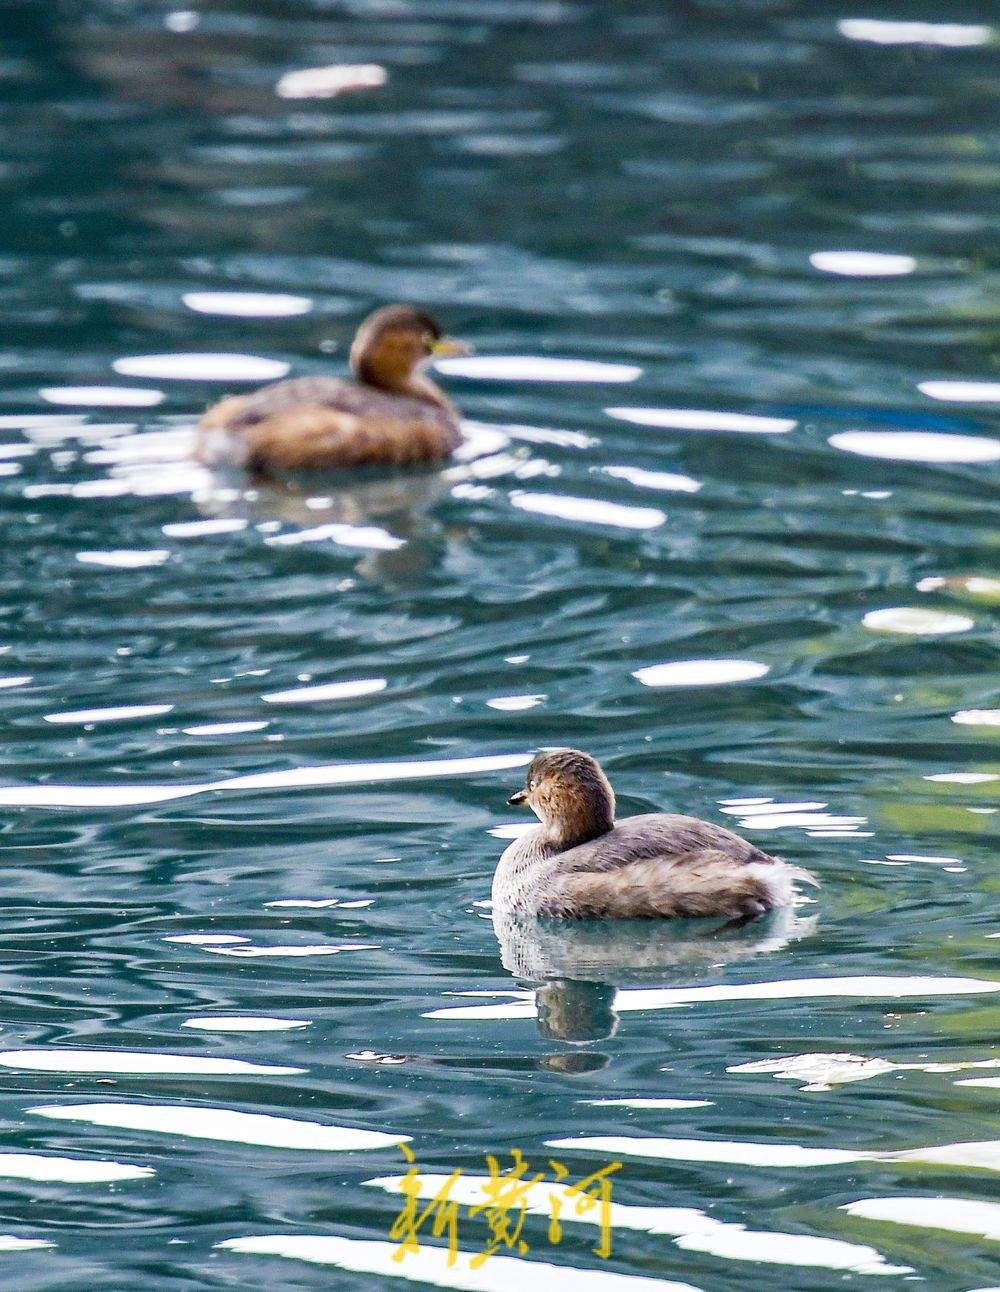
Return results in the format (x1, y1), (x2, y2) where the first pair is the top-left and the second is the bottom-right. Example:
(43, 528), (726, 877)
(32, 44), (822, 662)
(193, 422), (510, 585)
(495, 904), (817, 1046)
(202, 465), (453, 586)
(537, 980), (618, 1044)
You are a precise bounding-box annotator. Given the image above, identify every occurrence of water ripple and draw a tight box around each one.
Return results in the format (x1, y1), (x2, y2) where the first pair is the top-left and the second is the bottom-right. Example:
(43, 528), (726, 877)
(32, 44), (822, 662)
(32, 1104), (407, 1152)
(0, 752), (532, 809)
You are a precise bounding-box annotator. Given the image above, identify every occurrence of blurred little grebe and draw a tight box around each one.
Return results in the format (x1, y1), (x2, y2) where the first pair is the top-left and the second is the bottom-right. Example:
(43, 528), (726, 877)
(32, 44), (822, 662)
(495, 749), (817, 921)
(196, 304), (467, 474)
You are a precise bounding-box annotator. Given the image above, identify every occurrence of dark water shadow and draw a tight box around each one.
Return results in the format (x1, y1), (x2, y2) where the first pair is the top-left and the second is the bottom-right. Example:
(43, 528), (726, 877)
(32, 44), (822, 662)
(495, 906), (818, 1042)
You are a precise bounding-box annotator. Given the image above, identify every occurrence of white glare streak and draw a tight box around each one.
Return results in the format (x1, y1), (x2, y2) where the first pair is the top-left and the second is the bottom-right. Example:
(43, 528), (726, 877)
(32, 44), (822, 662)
(810, 251), (916, 276)
(183, 292), (312, 317)
(838, 19), (992, 46)
(634, 659), (769, 687)
(31, 1103), (407, 1152)
(40, 386), (165, 407)
(218, 1234), (696, 1288)
(607, 408), (795, 434)
(277, 64), (388, 99)
(437, 356), (642, 383)
(0, 751), (533, 809)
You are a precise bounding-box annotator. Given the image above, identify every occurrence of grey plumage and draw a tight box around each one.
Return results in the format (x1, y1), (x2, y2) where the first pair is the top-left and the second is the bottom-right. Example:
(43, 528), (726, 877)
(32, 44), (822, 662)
(494, 750), (817, 922)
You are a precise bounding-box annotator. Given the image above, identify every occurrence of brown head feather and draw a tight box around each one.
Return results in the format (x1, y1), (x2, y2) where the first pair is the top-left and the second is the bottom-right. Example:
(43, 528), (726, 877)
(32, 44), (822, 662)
(349, 304), (443, 394)
(513, 748), (616, 849)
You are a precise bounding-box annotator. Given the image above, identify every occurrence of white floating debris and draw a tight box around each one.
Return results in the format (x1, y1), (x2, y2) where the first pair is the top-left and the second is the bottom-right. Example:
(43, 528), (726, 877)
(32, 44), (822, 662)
(607, 407), (795, 434)
(113, 354), (290, 382)
(276, 64), (388, 100)
(729, 1053), (898, 1091)
(634, 659), (769, 687)
(952, 710), (1000, 727)
(731, 1051), (1000, 1091)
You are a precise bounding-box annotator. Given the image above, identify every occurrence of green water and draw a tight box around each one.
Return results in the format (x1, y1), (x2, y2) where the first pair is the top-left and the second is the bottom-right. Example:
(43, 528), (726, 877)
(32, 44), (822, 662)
(0, 2), (997, 1288)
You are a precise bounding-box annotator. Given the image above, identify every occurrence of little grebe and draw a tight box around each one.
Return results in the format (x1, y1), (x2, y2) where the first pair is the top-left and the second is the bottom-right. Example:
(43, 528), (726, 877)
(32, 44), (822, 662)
(494, 749), (817, 921)
(196, 304), (467, 475)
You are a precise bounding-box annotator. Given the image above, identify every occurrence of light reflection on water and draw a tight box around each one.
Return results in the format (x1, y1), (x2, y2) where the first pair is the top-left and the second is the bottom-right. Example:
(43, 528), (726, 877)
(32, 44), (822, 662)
(544, 1133), (1000, 1174)
(727, 1051), (1000, 1091)
(0, 0), (997, 1287)
(0, 1048), (304, 1076)
(32, 1104), (408, 1152)
(426, 974), (1000, 1025)
(842, 1197), (1000, 1240)
(218, 1235), (701, 1290)
(182, 1016), (311, 1032)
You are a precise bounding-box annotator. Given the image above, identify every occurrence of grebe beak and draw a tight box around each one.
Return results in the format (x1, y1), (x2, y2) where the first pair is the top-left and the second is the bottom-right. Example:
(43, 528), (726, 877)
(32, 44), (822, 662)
(431, 337), (471, 358)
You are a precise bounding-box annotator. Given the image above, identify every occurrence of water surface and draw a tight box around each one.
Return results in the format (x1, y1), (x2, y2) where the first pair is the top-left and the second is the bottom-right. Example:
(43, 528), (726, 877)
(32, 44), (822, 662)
(0, 2), (997, 1288)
